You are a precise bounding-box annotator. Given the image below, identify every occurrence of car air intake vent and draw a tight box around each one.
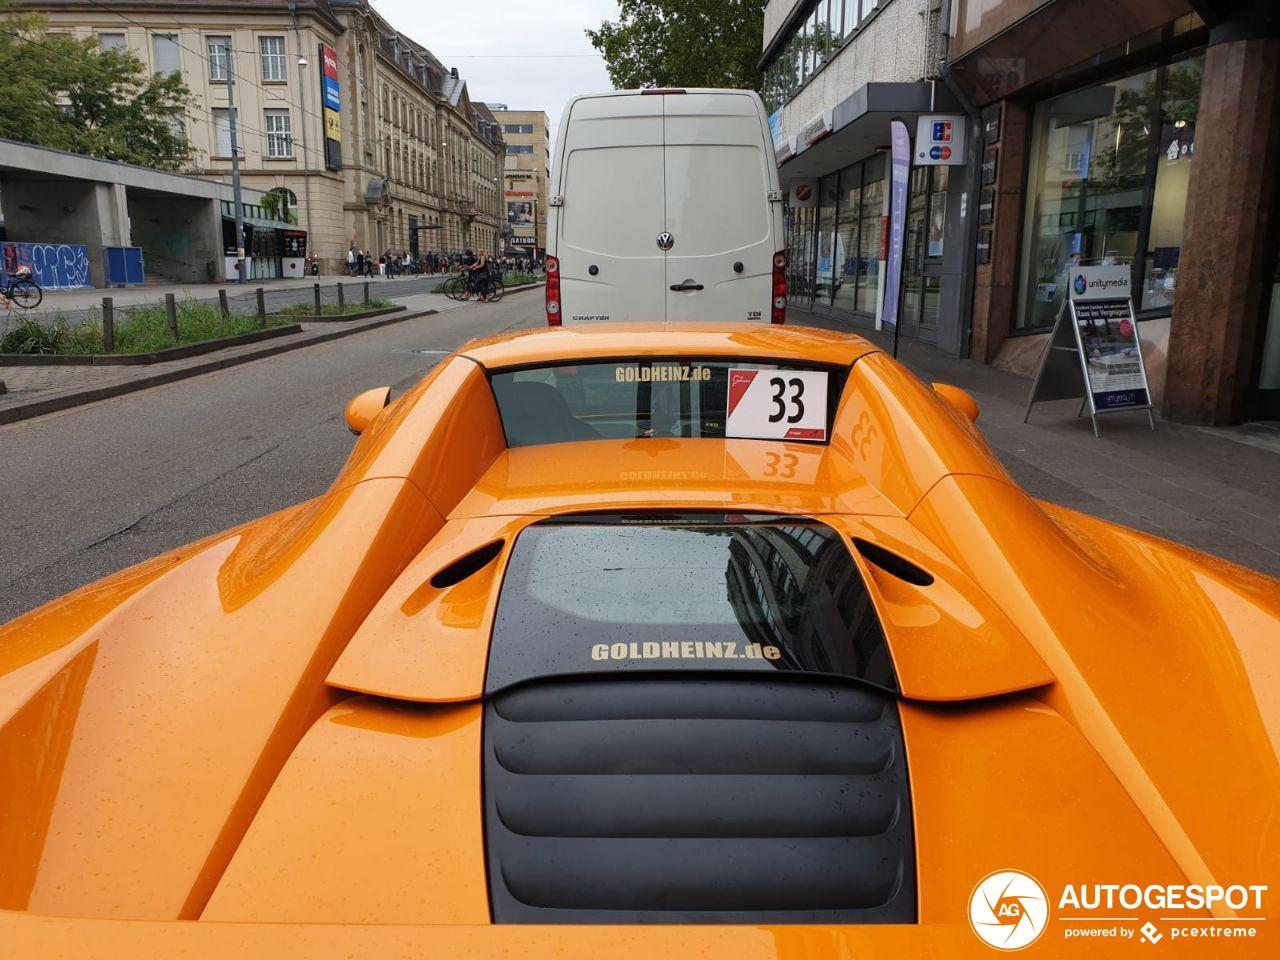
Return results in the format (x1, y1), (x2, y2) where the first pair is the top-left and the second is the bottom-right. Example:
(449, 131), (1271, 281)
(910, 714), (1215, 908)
(484, 676), (916, 924)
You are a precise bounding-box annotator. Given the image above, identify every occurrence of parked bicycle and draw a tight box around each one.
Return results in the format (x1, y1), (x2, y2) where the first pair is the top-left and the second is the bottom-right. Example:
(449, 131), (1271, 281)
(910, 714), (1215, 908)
(0, 266), (42, 310)
(442, 271), (504, 303)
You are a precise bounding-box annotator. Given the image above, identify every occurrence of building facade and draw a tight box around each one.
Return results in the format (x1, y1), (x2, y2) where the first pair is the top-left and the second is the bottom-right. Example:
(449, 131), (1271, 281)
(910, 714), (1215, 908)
(488, 107), (551, 258)
(761, 0), (971, 356)
(27, 0), (504, 274)
(947, 0), (1280, 424)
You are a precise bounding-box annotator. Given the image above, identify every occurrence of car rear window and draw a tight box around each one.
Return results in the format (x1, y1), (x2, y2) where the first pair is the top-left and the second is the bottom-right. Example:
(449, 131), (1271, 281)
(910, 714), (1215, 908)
(485, 514), (896, 692)
(490, 359), (847, 447)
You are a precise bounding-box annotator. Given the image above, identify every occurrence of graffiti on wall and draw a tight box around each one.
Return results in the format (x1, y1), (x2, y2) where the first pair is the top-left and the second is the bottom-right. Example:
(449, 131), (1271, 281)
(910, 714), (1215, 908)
(1, 242), (92, 289)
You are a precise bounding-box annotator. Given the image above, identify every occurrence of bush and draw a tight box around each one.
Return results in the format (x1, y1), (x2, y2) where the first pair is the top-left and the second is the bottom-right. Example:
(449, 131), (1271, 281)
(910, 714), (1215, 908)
(0, 302), (291, 356)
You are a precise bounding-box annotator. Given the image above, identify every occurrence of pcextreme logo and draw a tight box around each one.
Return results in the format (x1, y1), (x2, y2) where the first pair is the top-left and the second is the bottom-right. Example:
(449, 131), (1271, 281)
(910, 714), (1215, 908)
(970, 870), (1050, 950)
(969, 871), (1269, 949)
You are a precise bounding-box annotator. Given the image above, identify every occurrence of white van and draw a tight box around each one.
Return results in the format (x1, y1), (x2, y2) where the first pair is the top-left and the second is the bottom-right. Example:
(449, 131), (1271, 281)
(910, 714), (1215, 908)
(545, 88), (787, 326)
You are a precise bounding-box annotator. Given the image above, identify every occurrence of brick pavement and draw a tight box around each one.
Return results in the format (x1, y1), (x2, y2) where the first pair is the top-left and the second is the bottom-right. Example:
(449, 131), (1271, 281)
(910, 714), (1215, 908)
(793, 308), (1280, 578)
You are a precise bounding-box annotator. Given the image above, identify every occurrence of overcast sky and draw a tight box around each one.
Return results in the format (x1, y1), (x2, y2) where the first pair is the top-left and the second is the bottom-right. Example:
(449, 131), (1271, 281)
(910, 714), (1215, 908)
(369, 0), (619, 141)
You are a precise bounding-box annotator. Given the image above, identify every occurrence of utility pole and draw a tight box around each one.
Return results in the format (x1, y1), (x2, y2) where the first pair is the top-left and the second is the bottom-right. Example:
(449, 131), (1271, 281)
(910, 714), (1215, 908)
(289, 3), (315, 252)
(224, 39), (248, 283)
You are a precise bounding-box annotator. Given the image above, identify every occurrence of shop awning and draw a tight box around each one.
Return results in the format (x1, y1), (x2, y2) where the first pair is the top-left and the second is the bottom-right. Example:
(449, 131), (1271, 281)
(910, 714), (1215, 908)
(777, 81), (964, 184)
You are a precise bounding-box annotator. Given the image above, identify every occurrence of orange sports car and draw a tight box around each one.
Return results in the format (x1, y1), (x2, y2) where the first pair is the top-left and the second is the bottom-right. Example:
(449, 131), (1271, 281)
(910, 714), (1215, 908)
(1, 323), (1277, 958)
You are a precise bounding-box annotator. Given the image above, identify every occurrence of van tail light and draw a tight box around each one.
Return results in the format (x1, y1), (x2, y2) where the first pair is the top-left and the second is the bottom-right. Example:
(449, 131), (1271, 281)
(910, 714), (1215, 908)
(545, 256), (561, 326)
(771, 251), (787, 324)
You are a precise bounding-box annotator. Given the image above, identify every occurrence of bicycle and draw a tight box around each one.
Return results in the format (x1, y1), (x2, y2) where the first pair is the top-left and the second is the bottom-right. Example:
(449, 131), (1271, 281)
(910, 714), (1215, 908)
(0, 267), (42, 311)
(443, 271), (504, 303)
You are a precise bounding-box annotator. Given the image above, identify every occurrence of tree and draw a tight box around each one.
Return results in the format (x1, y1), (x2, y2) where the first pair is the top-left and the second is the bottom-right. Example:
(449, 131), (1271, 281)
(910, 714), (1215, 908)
(587, 0), (767, 92)
(0, 2), (193, 169)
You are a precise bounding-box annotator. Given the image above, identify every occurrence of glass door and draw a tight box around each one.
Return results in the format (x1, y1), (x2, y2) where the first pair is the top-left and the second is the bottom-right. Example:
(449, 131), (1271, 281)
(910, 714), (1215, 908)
(899, 166), (947, 343)
(1252, 246), (1280, 420)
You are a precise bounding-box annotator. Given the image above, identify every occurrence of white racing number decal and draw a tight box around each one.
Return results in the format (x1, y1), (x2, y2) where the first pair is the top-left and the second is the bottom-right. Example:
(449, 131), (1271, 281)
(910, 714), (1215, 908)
(725, 369), (829, 442)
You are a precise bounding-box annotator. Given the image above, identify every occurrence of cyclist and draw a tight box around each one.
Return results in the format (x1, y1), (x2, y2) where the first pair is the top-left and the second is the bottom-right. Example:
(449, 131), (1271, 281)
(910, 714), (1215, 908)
(472, 249), (491, 302)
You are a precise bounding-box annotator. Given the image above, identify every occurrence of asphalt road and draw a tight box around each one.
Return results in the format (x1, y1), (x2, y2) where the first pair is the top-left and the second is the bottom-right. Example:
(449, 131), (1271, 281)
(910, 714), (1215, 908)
(0, 288), (543, 623)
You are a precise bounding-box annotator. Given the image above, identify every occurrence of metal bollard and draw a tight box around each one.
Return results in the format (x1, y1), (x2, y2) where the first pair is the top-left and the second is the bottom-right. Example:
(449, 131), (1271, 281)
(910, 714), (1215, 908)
(337, 282), (345, 311)
(218, 289), (229, 319)
(102, 297), (114, 353)
(164, 293), (177, 339)
(256, 287), (266, 325)
(313, 283), (322, 316)
(363, 281), (370, 305)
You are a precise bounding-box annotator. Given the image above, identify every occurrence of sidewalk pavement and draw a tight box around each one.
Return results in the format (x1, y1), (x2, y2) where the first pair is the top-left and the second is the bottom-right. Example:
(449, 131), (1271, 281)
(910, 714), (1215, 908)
(793, 307), (1280, 578)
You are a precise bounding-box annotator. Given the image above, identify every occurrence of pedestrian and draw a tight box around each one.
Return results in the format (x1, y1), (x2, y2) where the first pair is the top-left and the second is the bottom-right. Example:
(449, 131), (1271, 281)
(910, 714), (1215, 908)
(355, 249), (365, 278)
(346, 244), (356, 276)
(361, 250), (374, 278)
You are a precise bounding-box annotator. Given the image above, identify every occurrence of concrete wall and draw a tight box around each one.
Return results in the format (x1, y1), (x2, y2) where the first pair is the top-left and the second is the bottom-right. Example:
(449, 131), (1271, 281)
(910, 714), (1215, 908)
(0, 178), (127, 288)
(776, 1), (929, 143)
(127, 191), (222, 283)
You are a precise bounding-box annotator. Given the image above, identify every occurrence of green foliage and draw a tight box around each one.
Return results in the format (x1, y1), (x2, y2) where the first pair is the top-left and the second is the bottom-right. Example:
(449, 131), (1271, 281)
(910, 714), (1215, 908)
(0, 1), (193, 169)
(586, 0), (767, 92)
(1, 302), (290, 355)
(261, 189), (299, 225)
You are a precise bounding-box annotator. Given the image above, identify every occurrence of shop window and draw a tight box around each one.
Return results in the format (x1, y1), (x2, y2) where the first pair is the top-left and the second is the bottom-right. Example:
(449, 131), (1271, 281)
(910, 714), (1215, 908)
(833, 172), (862, 313)
(814, 175), (840, 304)
(1143, 55), (1201, 310)
(856, 163), (884, 315)
(1018, 54), (1203, 330)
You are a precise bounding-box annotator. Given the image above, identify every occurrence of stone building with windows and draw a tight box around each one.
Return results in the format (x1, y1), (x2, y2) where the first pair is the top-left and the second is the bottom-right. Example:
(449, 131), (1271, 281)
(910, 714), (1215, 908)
(24, 0), (504, 274)
(332, 0), (503, 263)
(487, 106), (551, 259)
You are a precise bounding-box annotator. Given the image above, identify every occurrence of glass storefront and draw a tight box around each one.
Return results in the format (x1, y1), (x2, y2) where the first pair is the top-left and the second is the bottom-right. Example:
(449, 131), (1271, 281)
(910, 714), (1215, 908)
(785, 154), (884, 318)
(1017, 52), (1204, 330)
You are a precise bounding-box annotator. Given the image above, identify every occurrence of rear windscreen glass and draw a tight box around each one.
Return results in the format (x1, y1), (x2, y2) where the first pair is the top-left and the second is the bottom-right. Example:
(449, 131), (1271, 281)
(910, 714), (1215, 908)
(485, 514), (896, 693)
(490, 359), (847, 447)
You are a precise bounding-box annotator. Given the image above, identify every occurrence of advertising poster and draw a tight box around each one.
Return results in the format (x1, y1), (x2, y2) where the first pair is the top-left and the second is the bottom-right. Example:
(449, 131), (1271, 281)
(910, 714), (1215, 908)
(881, 119), (911, 330)
(320, 43), (340, 111)
(320, 43), (341, 171)
(507, 201), (534, 230)
(1069, 265), (1150, 411)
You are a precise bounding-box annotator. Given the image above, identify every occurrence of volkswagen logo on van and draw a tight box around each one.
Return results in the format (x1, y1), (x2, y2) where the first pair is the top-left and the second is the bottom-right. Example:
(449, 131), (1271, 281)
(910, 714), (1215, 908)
(656, 232), (675, 251)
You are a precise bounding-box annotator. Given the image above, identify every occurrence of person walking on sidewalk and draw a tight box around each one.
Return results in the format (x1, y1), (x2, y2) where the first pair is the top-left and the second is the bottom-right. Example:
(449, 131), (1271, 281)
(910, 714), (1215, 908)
(346, 245), (356, 276)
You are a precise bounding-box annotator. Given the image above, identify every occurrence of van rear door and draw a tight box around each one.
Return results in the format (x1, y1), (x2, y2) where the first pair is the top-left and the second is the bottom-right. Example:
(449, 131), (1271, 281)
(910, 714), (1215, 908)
(556, 95), (666, 323)
(663, 92), (775, 324)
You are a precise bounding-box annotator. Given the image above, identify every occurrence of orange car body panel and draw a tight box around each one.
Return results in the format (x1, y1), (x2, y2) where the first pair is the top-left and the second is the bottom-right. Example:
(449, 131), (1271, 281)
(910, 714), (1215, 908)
(0, 322), (1276, 957)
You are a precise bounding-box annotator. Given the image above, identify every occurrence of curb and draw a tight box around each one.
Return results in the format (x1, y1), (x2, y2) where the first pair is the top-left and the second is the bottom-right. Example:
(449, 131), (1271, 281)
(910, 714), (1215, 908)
(279, 305), (405, 323)
(0, 308), (436, 426)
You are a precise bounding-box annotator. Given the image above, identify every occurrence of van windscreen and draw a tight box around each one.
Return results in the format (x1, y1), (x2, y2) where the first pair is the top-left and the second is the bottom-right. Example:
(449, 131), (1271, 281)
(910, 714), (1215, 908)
(489, 359), (847, 447)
